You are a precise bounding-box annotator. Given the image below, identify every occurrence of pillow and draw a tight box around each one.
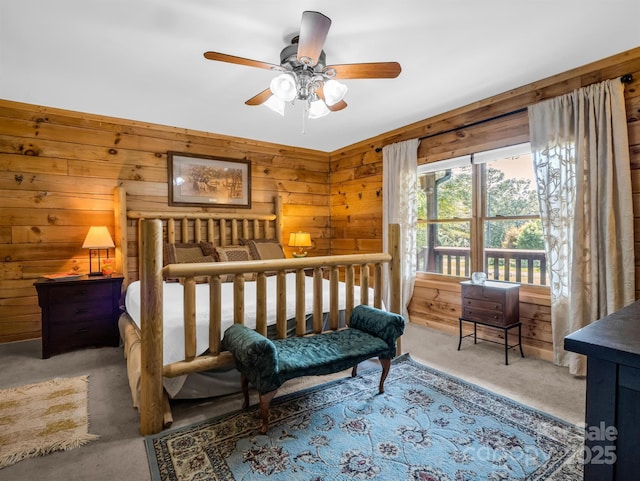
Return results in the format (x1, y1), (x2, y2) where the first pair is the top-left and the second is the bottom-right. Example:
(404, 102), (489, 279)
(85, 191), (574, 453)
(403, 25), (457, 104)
(243, 239), (286, 261)
(214, 245), (255, 282)
(163, 242), (212, 283)
(163, 243), (207, 266)
(199, 241), (216, 257)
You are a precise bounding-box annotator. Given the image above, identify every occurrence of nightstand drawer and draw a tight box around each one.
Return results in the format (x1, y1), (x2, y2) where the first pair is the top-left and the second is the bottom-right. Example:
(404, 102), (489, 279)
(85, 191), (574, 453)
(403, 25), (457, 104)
(461, 284), (505, 303)
(462, 307), (506, 325)
(49, 318), (118, 349)
(462, 297), (502, 311)
(50, 301), (115, 324)
(45, 283), (113, 305)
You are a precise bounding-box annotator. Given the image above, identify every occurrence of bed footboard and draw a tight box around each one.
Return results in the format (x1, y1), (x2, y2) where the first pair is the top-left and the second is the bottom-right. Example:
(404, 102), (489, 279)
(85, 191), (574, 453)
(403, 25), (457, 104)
(119, 192), (402, 435)
(138, 221), (402, 435)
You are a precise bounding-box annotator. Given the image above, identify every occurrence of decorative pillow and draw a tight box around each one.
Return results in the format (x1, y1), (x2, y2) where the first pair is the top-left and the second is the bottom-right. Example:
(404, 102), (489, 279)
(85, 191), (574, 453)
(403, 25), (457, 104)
(163, 242), (213, 283)
(243, 239), (286, 261)
(214, 245), (255, 282)
(199, 241), (216, 257)
(163, 243), (207, 266)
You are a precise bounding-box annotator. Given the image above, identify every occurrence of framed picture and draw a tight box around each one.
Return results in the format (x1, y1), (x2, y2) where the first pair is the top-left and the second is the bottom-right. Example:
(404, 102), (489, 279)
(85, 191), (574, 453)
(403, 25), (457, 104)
(168, 152), (251, 208)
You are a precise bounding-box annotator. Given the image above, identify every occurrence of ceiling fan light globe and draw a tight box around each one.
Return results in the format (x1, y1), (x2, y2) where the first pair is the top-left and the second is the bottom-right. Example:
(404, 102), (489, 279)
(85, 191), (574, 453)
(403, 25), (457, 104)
(308, 98), (330, 119)
(323, 79), (348, 106)
(270, 73), (297, 101)
(264, 95), (285, 116)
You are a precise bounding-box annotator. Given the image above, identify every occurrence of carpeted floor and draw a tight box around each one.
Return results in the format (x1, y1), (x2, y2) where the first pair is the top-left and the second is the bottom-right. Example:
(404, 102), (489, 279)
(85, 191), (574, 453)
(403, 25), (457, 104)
(0, 322), (586, 481)
(0, 375), (99, 469)
(146, 354), (583, 481)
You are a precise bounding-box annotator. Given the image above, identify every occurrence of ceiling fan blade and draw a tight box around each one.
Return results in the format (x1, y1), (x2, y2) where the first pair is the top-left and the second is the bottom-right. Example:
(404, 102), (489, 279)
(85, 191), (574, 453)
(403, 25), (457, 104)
(204, 51), (281, 71)
(328, 100), (347, 112)
(245, 89), (272, 106)
(297, 11), (331, 67)
(325, 62), (402, 79)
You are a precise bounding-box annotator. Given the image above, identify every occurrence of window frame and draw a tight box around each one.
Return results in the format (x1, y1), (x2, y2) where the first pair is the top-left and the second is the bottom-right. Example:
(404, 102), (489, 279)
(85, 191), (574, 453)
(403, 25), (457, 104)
(417, 142), (547, 287)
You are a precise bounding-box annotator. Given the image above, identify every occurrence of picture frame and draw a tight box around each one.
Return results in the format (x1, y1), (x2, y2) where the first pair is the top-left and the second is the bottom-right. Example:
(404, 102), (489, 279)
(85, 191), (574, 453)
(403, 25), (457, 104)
(167, 152), (251, 208)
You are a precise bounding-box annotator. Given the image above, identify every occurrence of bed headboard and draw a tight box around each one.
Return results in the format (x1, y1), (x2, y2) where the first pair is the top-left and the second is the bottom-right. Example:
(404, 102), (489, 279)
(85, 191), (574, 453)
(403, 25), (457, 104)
(113, 186), (283, 288)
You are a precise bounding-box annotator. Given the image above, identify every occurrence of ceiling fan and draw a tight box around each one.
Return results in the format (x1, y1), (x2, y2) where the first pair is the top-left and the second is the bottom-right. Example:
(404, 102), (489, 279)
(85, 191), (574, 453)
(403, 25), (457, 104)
(203, 11), (401, 119)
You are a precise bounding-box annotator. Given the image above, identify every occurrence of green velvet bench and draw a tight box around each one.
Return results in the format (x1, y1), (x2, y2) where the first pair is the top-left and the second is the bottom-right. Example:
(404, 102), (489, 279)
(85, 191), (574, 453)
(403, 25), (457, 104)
(222, 304), (406, 434)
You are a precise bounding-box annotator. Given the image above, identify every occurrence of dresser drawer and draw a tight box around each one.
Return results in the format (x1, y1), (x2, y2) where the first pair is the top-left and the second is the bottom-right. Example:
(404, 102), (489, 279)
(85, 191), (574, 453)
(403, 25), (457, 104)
(461, 284), (505, 303)
(45, 283), (113, 305)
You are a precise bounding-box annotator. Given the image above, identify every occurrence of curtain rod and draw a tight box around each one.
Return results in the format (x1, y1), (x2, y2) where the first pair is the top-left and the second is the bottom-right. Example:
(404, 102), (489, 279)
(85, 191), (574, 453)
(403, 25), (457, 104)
(375, 73), (633, 152)
(417, 107), (527, 143)
(417, 74), (634, 143)
(375, 108), (526, 152)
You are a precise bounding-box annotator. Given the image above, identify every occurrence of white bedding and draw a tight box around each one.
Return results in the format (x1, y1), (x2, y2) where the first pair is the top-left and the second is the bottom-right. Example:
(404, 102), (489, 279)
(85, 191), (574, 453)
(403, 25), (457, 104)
(125, 272), (374, 368)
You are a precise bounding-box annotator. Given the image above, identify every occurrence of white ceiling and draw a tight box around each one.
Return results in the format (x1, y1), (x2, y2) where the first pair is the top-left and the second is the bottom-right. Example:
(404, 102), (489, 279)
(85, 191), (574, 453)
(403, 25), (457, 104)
(1, 1), (639, 153)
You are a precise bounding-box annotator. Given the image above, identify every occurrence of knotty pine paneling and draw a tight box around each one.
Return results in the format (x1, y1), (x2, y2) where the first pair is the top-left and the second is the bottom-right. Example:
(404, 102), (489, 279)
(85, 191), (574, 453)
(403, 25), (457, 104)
(330, 46), (640, 361)
(2, 47), (639, 346)
(0, 101), (330, 343)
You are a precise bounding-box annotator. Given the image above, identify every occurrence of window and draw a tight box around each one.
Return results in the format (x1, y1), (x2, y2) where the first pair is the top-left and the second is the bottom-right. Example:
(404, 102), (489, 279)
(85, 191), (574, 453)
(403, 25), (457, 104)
(417, 143), (548, 286)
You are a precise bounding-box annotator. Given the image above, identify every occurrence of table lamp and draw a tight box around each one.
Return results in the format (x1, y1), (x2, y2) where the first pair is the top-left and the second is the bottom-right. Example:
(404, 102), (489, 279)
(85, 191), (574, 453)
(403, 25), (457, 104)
(82, 226), (115, 276)
(288, 232), (312, 258)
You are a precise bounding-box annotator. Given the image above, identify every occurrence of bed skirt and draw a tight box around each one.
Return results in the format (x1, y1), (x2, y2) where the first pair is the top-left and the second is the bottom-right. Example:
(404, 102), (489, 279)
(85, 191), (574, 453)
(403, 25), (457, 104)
(118, 311), (347, 409)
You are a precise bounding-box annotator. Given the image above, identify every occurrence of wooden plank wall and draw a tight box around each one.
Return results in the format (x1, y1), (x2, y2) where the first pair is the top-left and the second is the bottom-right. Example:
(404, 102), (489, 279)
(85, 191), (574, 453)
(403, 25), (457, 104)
(0, 102), (331, 343)
(2, 46), (639, 349)
(330, 47), (640, 361)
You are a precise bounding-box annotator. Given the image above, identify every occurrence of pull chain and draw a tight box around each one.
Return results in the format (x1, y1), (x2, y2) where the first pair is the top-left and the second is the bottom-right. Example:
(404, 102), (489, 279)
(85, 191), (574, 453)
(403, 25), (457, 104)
(302, 101), (308, 134)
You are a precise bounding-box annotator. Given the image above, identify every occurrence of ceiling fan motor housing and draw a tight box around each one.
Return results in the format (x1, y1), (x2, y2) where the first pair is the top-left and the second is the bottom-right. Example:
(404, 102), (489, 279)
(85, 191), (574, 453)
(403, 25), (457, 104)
(280, 43), (326, 71)
(279, 42), (329, 100)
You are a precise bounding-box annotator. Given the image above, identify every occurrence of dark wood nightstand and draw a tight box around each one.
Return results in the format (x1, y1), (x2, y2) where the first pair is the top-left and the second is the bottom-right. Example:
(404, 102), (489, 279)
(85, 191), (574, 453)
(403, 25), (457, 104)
(34, 275), (124, 358)
(458, 280), (524, 364)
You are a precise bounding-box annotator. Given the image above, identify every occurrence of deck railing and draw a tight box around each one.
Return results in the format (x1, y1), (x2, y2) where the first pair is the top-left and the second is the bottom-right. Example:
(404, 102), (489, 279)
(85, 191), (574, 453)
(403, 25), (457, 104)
(417, 246), (547, 285)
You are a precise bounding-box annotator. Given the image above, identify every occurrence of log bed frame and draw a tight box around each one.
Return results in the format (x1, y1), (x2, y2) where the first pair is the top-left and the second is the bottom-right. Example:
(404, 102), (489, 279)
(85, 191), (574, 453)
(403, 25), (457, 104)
(112, 186), (402, 435)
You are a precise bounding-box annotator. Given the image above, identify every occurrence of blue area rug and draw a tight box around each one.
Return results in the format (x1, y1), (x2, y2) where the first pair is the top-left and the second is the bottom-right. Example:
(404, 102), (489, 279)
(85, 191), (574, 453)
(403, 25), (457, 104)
(145, 354), (583, 480)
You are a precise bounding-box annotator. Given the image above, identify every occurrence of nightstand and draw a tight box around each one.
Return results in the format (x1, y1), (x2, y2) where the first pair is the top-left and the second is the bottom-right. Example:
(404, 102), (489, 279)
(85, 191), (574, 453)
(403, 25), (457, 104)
(458, 280), (524, 364)
(34, 275), (124, 358)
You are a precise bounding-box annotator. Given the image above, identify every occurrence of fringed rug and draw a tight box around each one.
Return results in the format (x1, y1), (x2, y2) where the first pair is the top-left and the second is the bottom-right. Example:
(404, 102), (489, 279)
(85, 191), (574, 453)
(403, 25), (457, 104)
(146, 354), (583, 480)
(0, 375), (99, 469)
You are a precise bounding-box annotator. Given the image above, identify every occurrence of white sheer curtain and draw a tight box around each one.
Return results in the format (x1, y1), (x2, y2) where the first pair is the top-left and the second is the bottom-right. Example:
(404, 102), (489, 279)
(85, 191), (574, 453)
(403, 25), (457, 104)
(382, 138), (419, 318)
(528, 79), (635, 376)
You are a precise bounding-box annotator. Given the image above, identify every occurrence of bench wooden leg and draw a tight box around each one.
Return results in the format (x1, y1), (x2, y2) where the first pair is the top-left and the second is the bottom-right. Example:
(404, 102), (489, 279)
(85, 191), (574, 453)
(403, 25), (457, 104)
(241, 374), (250, 409)
(258, 389), (277, 434)
(378, 358), (391, 394)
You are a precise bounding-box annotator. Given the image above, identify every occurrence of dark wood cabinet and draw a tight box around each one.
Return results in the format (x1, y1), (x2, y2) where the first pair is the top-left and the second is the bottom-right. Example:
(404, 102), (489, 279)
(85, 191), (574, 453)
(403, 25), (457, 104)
(565, 300), (640, 480)
(458, 280), (523, 364)
(34, 275), (124, 358)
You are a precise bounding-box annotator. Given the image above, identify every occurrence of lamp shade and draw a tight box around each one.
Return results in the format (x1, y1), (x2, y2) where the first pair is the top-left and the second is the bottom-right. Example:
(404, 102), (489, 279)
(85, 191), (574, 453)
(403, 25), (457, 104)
(82, 226), (115, 249)
(288, 232), (312, 248)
